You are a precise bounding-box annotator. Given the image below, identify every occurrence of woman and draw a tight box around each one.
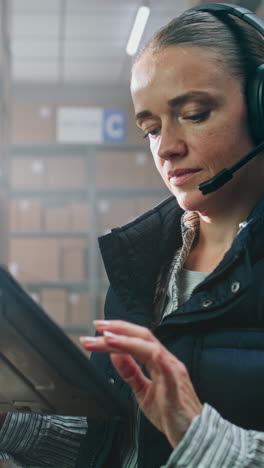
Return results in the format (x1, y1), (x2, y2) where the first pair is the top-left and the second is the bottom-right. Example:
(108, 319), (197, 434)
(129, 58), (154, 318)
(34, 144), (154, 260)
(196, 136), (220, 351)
(79, 4), (264, 467)
(0, 4), (264, 468)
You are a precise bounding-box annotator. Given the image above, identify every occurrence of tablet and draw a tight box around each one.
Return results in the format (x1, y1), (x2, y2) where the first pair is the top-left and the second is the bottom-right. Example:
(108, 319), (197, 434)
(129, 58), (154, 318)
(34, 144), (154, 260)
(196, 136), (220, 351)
(0, 265), (130, 419)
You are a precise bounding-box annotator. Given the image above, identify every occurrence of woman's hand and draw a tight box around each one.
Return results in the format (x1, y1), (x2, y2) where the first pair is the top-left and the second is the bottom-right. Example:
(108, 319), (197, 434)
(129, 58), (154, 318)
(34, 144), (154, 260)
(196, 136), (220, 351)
(80, 320), (203, 448)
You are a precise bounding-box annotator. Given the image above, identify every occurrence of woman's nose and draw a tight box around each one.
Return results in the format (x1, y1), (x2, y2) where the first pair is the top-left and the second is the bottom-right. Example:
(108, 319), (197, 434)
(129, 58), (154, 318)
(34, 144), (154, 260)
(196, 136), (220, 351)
(157, 129), (188, 160)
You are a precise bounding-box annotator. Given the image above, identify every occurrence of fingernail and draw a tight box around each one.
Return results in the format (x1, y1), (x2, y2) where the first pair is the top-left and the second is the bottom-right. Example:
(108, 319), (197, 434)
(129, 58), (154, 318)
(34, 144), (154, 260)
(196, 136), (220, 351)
(79, 336), (96, 343)
(103, 331), (117, 338)
(93, 320), (110, 328)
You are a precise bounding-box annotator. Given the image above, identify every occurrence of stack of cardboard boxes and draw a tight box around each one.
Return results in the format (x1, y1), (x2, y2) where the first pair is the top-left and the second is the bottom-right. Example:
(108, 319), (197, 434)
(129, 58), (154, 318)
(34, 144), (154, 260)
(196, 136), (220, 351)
(9, 104), (168, 347)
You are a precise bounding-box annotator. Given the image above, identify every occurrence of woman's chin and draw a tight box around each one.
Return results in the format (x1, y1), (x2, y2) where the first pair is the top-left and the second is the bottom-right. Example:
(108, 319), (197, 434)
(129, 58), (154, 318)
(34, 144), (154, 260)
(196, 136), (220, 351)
(173, 190), (208, 212)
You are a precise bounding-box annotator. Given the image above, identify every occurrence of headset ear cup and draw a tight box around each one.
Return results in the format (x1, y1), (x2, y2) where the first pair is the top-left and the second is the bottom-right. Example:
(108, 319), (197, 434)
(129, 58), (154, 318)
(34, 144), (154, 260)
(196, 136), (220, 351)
(247, 63), (264, 144)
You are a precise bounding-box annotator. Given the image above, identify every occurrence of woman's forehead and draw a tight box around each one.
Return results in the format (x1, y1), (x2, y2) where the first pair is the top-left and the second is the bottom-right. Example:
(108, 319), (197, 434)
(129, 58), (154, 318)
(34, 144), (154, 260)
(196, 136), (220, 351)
(131, 45), (231, 98)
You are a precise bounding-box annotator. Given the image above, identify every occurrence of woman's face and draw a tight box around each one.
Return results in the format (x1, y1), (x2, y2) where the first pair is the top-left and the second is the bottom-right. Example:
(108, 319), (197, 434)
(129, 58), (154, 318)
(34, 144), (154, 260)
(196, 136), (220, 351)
(131, 45), (257, 213)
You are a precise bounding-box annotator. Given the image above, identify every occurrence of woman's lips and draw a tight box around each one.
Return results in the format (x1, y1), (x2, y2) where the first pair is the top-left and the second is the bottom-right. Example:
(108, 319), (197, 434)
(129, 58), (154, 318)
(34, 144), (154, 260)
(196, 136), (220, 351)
(168, 168), (202, 186)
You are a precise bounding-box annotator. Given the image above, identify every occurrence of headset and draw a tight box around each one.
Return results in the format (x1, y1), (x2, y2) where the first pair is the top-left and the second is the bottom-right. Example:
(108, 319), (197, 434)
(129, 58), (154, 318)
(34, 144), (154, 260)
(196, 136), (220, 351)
(187, 3), (264, 193)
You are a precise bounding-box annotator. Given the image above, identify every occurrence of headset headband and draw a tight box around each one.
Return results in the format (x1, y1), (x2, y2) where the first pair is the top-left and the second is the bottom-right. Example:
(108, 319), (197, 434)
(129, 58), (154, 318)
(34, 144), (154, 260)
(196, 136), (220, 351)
(188, 3), (264, 164)
(190, 3), (264, 35)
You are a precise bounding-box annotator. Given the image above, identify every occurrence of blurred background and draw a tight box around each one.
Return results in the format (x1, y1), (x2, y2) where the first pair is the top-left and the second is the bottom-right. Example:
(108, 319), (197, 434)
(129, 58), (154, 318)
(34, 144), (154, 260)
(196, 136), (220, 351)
(0, 0), (262, 466)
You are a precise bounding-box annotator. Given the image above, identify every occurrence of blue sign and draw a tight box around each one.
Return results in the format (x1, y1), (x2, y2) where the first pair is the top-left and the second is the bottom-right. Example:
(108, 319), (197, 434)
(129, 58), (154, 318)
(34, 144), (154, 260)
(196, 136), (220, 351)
(103, 110), (126, 143)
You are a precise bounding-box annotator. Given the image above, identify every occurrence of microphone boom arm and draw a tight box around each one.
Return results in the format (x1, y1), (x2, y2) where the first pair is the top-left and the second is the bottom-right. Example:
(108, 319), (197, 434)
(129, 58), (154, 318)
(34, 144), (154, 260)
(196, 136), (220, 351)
(199, 141), (264, 195)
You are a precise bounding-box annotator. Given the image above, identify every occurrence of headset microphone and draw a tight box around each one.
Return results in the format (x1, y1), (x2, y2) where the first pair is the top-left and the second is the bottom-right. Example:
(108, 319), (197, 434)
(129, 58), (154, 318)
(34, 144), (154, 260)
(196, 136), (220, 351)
(199, 140), (264, 194)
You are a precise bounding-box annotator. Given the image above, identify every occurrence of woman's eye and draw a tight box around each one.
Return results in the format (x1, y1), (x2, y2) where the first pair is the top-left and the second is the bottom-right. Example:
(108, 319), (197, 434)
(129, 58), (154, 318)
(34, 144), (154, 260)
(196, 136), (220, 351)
(185, 110), (210, 123)
(143, 128), (160, 139)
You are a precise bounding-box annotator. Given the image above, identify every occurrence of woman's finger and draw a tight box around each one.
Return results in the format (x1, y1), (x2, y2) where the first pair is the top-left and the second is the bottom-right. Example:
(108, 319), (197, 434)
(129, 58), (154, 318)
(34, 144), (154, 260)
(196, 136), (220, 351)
(93, 320), (157, 343)
(81, 330), (180, 376)
(80, 335), (123, 353)
(103, 332), (181, 377)
(110, 353), (150, 397)
(80, 332), (156, 360)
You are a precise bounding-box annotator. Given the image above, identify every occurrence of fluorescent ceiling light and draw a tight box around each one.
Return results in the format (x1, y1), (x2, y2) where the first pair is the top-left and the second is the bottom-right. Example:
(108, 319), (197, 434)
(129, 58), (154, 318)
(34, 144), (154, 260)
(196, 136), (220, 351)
(126, 6), (150, 56)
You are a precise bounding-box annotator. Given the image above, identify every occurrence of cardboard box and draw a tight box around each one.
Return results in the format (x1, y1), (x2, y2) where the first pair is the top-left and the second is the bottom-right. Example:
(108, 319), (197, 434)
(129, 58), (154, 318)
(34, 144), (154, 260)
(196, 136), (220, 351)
(19, 200), (42, 232)
(11, 157), (46, 188)
(62, 248), (84, 281)
(131, 152), (150, 187)
(96, 151), (164, 189)
(12, 104), (56, 143)
(71, 202), (89, 232)
(97, 198), (136, 233)
(9, 200), (42, 232)
(41, 288), (67, 325)
(68, 292), (89, 326)
(44, 202), (89, 233)
(131, 151), (165, 188)
(9, 238), (59, 281)
(45, 157), (87, 188)
(96, 151), (133, 187)
(44, 203), (71, 232)
(60, 239), (87, 281)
